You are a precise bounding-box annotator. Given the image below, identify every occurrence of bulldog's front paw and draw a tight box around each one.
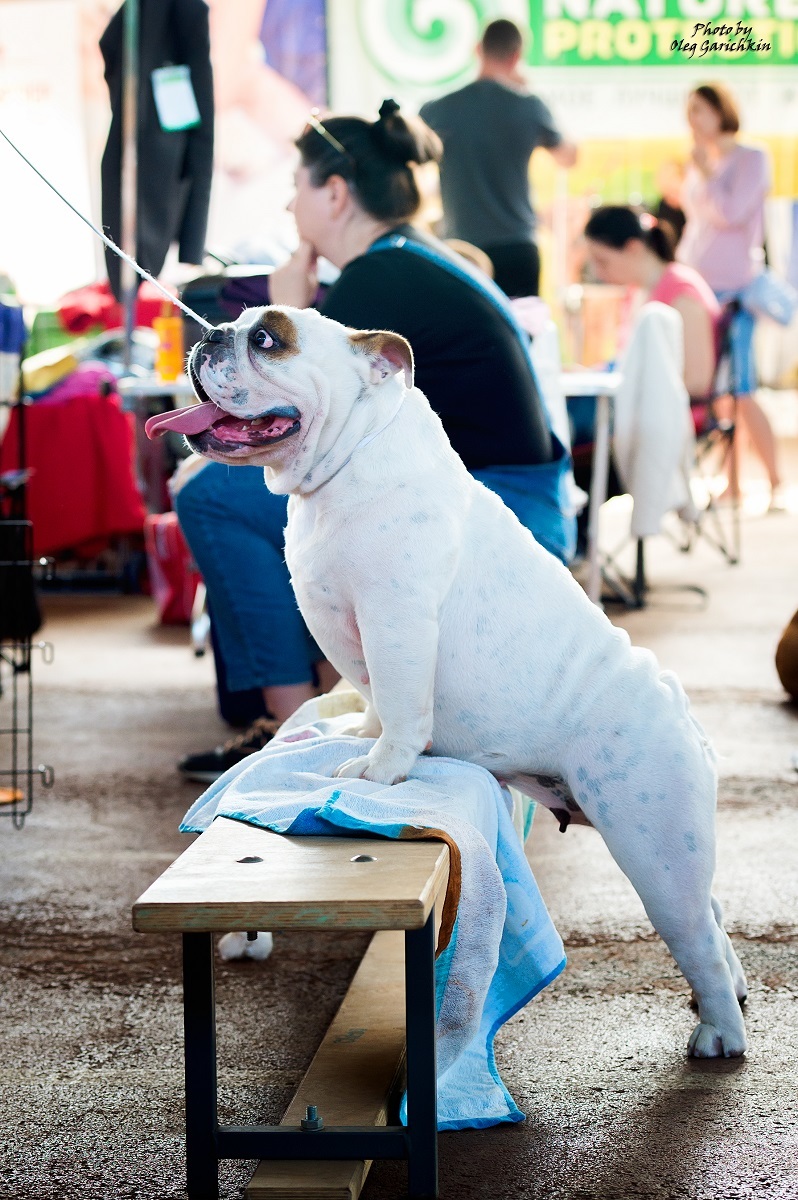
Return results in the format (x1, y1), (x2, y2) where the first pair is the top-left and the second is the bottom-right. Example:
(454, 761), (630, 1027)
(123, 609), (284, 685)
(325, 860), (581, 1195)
(334, 742), (419, 785)
(335, 754), (379, 780)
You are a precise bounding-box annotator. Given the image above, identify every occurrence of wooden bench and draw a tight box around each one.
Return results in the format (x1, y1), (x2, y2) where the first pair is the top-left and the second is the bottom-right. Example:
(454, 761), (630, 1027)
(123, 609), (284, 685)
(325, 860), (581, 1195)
(132, 816), (450, 1200)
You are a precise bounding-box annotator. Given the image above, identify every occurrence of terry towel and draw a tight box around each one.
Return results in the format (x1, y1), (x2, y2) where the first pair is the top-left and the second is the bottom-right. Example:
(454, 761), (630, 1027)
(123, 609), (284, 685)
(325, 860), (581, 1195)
(613, 301), (697, 538)
(181, 712), (566, 1131)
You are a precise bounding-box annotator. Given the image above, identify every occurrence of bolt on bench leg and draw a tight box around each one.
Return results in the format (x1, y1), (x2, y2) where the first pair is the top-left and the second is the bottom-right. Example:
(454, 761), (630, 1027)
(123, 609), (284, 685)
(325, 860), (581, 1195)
(405, 913), (438, 1199)
(183, 931), (219, 1200)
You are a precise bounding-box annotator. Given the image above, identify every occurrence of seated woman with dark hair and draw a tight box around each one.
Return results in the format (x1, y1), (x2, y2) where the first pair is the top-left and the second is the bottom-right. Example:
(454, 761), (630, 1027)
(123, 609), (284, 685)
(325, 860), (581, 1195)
(584, 204), (721, 401)
(567, 205), (716, 545)
(174, 99), (576, 782)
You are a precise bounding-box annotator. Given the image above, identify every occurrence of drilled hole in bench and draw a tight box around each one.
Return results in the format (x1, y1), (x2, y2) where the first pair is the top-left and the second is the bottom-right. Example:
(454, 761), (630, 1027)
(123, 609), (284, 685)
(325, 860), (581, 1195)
(351, 854), (376, 863)
(236, 856), (263, 864)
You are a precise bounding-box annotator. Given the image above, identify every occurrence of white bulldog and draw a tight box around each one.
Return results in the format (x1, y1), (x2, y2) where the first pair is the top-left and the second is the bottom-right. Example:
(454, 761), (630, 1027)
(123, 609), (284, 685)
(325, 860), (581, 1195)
(147, 306), (747, 1058)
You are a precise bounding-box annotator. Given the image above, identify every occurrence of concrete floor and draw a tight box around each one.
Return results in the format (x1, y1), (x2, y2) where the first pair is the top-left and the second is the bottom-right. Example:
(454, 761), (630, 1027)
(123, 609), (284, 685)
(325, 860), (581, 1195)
(1, 450), (797, 1200)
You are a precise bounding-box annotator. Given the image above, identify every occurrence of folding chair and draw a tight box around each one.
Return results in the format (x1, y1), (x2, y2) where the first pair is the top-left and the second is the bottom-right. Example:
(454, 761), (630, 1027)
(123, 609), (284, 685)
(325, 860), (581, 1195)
(679, 300), (741, 565)
(571, 301), (742, 610)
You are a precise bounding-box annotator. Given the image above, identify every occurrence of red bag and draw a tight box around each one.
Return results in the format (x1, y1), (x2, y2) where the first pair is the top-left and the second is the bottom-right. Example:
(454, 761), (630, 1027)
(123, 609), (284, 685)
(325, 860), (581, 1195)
(144, 512), (202, 625)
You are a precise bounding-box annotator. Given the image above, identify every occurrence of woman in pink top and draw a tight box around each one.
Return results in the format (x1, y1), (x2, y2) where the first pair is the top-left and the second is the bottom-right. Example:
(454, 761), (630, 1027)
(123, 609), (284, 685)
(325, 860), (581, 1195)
(680, 85), (769, 293)
(679, 82), (780, 503)
(584, 205), (719, 399)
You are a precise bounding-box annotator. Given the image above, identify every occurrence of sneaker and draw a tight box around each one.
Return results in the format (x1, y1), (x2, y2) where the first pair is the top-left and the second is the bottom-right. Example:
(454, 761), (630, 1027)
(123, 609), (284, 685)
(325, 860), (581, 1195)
(178, 716), (281, 784)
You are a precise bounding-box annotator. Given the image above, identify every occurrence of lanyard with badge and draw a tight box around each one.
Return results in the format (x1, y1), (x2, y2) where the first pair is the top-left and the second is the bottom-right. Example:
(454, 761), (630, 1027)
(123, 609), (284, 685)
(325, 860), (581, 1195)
(151, 64), (201, 132)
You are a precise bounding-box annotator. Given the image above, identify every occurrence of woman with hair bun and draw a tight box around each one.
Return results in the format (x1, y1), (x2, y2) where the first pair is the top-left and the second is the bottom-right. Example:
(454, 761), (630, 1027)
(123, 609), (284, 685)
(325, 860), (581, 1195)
(573, 204), (717, 544)
(584, 204), (720, 400)
(273, 100), (561, 487)
(174, 100), (577, 783)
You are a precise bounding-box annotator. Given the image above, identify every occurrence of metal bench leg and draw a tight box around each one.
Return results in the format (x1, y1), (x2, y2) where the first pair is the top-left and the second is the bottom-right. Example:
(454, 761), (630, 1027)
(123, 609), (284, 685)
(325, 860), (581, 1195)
(405, 913), (438, 1199)
(183, 932), (219, 1200)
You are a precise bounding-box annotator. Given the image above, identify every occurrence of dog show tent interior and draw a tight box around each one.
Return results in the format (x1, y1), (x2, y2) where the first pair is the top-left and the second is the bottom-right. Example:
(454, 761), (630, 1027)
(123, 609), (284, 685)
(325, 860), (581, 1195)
(0, 2), (795, 383)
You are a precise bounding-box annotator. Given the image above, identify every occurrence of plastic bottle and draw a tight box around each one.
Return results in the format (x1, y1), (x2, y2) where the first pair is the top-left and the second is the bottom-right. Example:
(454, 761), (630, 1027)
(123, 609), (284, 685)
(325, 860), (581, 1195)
(153, 301), (184, 381)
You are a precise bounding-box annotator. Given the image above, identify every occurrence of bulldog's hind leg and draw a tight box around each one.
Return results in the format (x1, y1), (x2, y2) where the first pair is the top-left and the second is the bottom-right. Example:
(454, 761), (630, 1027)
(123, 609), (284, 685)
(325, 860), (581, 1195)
(643, 882), (747, 1058)
(567, 749), (747, 1058)
(712, 895), (748, 1003)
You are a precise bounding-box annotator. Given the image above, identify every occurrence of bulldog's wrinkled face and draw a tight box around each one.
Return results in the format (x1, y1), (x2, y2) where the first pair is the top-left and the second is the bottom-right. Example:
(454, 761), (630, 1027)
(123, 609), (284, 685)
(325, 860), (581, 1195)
(188, 311), (302, 458)
(145, 306), (413, 492)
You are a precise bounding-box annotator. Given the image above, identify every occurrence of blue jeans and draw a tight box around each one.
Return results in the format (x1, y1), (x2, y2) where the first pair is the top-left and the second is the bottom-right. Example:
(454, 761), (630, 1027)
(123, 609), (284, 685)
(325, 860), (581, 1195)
(474, 434), (577, 565)
(715, 290), (757, 394)
(174, 463), (321, 691)
(472, 451), (576, 564)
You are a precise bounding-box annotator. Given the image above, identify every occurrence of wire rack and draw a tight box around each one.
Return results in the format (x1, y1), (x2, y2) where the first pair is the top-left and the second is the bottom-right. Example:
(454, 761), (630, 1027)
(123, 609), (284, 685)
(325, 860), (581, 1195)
(0, 641), (55, 829)
(0, 513), (55, 828)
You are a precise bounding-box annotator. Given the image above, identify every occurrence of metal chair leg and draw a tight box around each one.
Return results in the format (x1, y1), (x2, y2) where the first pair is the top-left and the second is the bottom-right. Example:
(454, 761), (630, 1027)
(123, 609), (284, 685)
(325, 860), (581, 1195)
(633, 539), (647, 608)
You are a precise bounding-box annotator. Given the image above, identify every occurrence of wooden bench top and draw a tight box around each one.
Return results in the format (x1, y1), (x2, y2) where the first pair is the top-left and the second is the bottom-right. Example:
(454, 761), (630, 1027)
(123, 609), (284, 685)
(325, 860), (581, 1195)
(132, 817), (449, 933)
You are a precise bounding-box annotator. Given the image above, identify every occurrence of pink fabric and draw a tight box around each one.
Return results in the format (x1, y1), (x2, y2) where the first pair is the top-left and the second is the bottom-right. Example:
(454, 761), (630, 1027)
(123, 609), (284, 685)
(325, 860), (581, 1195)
(649, 262), (722, 351)
(144, 513), (202, 625)
(678, 143), (770, 292)
(34, 363), (118, 406)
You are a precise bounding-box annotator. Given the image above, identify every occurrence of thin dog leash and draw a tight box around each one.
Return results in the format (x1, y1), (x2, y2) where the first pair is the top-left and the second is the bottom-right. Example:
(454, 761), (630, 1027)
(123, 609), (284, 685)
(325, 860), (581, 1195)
(0, 125), (214, 331)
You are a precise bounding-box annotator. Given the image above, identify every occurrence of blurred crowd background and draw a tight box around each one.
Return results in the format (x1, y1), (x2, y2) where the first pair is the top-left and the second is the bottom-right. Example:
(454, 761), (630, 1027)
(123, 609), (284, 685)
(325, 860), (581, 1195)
(1, 0), (796, 385)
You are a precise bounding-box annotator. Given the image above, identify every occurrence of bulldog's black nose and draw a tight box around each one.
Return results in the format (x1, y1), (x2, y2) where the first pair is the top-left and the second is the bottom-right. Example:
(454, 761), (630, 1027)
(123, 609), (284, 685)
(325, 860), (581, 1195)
(204, 326), (229, 344)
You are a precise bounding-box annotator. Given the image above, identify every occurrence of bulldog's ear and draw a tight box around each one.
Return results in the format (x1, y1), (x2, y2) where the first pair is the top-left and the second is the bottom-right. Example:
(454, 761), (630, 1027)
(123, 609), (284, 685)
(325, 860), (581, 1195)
(348, 330), (414, 389)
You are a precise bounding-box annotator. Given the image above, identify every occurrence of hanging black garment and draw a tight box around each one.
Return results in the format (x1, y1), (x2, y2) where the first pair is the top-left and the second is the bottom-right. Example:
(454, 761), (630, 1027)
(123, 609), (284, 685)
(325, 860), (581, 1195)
(100, 0), (214, 299)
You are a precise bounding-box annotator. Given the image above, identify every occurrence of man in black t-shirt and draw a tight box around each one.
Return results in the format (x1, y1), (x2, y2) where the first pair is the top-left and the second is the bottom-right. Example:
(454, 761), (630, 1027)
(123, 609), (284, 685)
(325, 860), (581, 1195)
(420, 19), (577, 299)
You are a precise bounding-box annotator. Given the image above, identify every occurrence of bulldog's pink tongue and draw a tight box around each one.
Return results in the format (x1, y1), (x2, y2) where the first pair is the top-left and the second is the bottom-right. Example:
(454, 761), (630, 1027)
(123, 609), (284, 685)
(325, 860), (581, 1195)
(145, 401), (226, 440)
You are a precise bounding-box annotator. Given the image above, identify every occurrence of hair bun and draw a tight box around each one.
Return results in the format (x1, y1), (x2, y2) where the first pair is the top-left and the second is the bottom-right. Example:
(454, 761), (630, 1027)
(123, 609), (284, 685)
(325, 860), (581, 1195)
(370, 98), (442, 169)
(378, 98), (401, 122)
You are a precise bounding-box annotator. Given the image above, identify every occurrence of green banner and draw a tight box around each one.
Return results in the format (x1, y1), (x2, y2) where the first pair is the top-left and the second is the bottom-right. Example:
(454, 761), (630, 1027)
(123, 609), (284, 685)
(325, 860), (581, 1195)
(355, 1), (531, 87)
(530, 1), (797, 66)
